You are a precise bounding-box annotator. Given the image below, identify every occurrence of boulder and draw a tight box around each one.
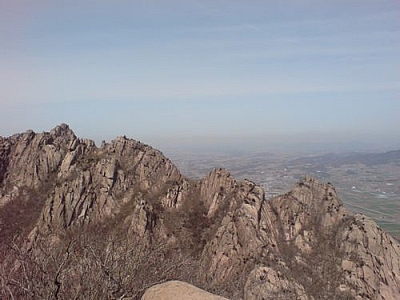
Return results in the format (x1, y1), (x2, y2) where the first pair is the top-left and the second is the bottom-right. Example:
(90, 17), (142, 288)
(141, 281), (229, 300)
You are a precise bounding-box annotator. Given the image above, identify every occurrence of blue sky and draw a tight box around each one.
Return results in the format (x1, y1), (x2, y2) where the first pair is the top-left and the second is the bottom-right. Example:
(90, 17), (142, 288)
(1, 0), (399, 152)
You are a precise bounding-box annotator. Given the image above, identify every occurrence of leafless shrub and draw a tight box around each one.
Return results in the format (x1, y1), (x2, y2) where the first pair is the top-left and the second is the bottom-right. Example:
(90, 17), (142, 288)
(1, 219), (202, 300)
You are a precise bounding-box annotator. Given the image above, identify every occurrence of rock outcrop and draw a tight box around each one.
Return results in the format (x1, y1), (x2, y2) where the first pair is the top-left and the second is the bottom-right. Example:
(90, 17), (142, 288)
(0, 125), (399, 300)
(141, 281), (229, 300)
(0, 124), (186, 233)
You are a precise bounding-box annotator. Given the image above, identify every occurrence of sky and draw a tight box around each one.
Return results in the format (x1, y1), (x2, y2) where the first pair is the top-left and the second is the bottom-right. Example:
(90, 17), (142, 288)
(1, 0), (399, 153)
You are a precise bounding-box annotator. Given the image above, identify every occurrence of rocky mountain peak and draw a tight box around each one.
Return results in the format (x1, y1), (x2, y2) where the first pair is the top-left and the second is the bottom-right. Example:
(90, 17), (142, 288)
(0, 125), (399, 300)
(49, 123), (75, 138)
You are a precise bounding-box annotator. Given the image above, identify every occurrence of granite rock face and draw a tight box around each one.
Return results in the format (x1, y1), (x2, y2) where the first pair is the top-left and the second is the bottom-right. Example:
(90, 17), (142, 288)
(1, 125), (399, 300)
(0, 124), (185, 233)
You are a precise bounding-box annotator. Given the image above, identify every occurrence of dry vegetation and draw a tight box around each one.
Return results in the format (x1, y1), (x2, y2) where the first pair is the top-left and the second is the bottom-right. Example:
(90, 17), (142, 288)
(1, 225), (203, 300)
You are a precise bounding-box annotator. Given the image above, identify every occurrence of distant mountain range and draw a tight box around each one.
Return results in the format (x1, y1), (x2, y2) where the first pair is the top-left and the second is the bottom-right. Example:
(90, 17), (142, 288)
(291, 150), (400, 168)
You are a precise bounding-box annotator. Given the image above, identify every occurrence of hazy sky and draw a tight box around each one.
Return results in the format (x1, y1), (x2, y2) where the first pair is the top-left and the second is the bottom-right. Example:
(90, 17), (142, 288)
(1, 0), (399, 152)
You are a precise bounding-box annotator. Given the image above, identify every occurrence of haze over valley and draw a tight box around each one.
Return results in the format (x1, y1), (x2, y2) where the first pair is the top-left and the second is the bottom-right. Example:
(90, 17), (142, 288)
(1, 1), (400, 298)
(1, 1), (399, 152)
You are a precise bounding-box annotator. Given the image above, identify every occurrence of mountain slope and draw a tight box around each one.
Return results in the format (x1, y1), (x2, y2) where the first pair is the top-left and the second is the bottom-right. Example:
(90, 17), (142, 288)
(0, 125), (399, 300)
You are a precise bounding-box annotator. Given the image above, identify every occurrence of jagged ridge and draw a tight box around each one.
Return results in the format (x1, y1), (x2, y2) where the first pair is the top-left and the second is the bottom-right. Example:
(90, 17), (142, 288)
(0, 125), (399, 300)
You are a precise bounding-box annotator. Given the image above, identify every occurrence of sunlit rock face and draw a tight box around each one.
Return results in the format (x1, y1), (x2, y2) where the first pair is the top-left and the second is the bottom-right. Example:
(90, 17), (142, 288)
(0, 124), (399, 300)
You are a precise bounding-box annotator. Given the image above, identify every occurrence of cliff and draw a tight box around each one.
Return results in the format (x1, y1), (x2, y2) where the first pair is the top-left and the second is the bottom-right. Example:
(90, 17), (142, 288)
(0, 125), (399, 300)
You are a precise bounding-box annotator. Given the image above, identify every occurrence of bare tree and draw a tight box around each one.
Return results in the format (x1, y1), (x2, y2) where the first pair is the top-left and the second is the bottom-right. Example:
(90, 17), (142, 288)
(1, 227), (200, 300)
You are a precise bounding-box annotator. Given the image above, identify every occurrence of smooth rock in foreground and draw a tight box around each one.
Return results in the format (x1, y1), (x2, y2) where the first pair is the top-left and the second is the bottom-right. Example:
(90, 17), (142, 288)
(141, 281), (229, 300)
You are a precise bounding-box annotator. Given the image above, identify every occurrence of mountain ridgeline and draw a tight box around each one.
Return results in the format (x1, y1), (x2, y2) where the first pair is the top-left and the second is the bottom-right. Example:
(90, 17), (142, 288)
(0, 124), (399, 300)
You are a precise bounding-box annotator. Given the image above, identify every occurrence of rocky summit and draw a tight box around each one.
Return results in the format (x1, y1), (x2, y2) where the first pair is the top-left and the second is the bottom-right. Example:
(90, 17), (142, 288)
(0, 124), (399, 300)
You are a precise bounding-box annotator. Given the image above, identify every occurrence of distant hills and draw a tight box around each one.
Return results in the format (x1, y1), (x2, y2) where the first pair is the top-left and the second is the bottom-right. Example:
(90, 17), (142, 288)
(291, 149), (400, 168)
